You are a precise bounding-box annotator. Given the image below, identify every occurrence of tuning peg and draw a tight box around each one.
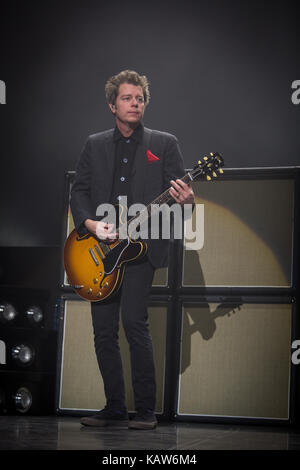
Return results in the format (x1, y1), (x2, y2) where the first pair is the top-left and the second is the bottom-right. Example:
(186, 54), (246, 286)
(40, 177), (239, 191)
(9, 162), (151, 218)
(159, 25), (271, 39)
(198, 160), (201, 164)
(203, 156), (208, 161)
(210, 152), (213, 156)
(206, 175), (211, 181)
(218, 168), (224, 174)
(212, 171), (217, 177)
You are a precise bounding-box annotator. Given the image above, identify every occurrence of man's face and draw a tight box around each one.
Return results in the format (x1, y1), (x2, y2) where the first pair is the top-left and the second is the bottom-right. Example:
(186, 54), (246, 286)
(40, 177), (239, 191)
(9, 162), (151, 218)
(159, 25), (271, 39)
(109, 83), (145, 127)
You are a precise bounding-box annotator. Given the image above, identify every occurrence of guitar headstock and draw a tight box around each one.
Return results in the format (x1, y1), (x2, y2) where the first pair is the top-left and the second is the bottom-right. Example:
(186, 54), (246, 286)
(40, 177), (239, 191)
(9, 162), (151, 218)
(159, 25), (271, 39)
(191, 152), (224, 181)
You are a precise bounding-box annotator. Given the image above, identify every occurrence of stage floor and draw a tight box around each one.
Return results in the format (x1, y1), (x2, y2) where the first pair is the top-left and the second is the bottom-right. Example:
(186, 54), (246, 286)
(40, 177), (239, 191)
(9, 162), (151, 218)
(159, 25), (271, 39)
(0, 416), (300, 451)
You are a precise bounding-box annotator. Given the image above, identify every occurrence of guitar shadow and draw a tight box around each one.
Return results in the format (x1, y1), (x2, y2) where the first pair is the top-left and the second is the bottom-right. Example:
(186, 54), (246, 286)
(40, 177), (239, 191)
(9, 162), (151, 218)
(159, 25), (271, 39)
(180, 249), (242, 375)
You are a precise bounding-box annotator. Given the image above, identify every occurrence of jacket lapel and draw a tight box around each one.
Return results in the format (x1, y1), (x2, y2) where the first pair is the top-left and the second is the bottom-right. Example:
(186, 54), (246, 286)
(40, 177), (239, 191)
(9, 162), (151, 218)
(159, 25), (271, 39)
(103, 129), (116, 196)
(131, 127), (152, 203)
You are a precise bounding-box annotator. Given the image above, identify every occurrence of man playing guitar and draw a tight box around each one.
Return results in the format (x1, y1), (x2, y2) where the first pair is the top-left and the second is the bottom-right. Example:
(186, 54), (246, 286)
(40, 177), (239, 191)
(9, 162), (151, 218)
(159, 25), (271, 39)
(70, 70), (194, 430)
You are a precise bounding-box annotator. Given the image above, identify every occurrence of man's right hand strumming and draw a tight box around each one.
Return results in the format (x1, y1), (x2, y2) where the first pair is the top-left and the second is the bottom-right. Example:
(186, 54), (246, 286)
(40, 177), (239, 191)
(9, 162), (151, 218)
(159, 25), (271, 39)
(84, 219), (118, 243)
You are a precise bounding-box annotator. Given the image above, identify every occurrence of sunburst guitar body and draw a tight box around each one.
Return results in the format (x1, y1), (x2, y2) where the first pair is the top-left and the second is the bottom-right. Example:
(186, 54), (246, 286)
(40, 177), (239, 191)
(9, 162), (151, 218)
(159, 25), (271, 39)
(64, 230), (147, 302)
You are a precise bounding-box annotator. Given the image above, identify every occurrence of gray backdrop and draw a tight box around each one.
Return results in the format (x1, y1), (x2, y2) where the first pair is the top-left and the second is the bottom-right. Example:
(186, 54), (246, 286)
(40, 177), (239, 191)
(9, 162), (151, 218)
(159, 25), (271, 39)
(0, 0), (299, 248)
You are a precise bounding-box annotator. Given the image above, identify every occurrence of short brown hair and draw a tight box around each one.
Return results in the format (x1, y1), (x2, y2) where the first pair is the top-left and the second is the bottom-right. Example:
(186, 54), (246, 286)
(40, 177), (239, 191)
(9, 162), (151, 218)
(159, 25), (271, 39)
(105, 70), (150, 106)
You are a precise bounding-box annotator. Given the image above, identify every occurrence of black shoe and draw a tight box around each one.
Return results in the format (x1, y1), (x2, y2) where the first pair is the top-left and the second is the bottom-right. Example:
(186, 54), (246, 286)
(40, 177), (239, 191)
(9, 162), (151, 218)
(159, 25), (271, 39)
(80, 407), (128, 427)
(128, 410), (157, 430)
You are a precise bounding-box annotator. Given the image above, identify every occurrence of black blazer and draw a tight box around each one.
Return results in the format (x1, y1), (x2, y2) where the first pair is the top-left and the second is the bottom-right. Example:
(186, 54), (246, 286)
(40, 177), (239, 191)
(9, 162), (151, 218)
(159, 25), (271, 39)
(70, 126), (186, 268)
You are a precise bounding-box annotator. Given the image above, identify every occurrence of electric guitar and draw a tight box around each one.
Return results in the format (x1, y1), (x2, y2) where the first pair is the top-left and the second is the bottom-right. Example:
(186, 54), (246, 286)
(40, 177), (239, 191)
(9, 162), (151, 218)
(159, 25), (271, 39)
(63, 152), (224, 301)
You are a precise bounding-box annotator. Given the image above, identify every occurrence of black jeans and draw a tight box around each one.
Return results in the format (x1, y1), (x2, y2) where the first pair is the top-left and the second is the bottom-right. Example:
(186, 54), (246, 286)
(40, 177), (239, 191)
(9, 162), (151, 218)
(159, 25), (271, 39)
(91, 256), (156, 413)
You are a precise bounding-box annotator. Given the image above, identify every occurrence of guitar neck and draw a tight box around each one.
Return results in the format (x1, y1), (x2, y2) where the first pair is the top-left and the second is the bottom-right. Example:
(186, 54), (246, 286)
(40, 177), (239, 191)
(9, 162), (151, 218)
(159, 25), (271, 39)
(117, 152), (224, 237)
(124, 172), (194, 233)
(115, 151), (224, 236)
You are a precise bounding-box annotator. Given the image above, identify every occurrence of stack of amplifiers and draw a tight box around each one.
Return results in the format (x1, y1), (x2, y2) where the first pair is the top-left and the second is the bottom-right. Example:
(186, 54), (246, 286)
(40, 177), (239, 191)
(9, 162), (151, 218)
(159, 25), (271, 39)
(56, 167), (300, 424)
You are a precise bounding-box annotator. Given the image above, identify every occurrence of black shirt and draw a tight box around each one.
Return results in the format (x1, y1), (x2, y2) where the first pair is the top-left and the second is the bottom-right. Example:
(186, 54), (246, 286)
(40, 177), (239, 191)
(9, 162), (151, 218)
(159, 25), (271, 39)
(109, 124), (144, 209)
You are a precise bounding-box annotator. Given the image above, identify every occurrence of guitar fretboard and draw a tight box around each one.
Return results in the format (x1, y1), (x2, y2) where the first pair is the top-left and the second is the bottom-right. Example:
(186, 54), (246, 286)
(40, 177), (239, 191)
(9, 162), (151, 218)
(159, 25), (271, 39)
(123, 172), (193, 237)
(112, 151), (223, 240)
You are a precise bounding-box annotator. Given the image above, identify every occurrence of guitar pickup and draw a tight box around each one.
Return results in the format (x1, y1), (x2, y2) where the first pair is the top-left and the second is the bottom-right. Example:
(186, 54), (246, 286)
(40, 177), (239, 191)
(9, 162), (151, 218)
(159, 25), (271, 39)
(89, 247), (99, 266)
(94, 244), (104, 260)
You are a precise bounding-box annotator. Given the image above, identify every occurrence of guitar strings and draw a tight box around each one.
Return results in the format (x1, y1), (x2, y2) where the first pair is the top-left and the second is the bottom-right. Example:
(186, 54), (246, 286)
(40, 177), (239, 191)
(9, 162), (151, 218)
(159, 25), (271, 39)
(92, 153), (222, 251)
(124, 173), (192, 239)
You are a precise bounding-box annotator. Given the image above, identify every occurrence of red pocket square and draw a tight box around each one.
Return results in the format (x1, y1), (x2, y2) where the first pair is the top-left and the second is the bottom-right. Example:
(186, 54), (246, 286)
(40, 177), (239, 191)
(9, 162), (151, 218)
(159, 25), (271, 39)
(147, 150), (160, 163)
